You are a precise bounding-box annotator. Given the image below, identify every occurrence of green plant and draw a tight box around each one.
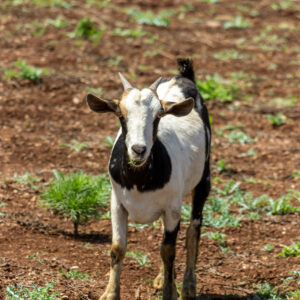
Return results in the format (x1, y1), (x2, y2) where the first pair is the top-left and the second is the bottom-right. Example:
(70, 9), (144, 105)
(266, 113), (286, 126)
(113, 27), (147, 39)
(214, 49), (250, 60)
(278, 242), (300, 257)
(199, 0), (219, 3)
(126, 8), (175, 27)
(46, 16), (69, 28)
(292, 171), (300, 178)
(4, 60), (47, 82)
(178, 3), (194, 19)
(215, 159), (229, 173)
(6, 281), (60, 300)
(11, 172), (41, 189)
(86, 87), (102, 94)
(223, 16), (251, 29)
(204, 231), (227, 246)
(253, 282), (284, 300)
(85, 0), (111, 8)
(107, 56), (123, 67)
(40, 170), (111, 236)
(60, 140), (88, 152)
(181, 203), (192, 224)
(271, 95), (297, 107)
(33, 0), (73, 8)
(59, 269), (90, 279)
(104, 136), (115, 148)
(263, 243), (274, 252)
(196, 74), (239, 102)
(227, 129), (253, 144)
(126, 250), (149, 266)
(271, 0), (294, 10)
(68, 18), (103, 44)
(267, 197), (300, 215)
(241, 148), (257, 157)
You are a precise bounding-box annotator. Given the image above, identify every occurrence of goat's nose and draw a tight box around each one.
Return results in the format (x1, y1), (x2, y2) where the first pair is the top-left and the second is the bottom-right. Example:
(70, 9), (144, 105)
(131, 144), (146, 156)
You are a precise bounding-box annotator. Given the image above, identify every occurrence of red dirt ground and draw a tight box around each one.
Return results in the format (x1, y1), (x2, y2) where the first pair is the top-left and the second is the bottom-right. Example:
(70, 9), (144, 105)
(0, 0), (299, 299)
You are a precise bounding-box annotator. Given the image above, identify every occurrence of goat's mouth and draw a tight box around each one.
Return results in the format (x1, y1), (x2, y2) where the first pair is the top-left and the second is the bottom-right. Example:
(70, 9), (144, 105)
(128, 156), (148, 168)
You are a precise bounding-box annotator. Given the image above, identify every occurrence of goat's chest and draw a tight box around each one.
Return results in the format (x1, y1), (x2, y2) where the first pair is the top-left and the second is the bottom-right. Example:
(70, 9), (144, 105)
(118, 186), (176, 224)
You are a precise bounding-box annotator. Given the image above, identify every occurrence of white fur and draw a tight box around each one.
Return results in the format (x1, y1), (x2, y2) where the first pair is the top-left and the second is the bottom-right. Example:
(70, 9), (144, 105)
(125, 88), (161, 162)
(110, 79), (206, 232)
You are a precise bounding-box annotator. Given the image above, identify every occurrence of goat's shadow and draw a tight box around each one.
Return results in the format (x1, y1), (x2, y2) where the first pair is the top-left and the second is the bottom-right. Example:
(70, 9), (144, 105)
(195, 293), (265, 300)
(63, 231), (111, 244)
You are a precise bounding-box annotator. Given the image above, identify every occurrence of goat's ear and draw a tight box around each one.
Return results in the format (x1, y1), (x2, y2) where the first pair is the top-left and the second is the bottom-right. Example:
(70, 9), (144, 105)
(161, 97), (194, 117)
(86, 94), (119, 114)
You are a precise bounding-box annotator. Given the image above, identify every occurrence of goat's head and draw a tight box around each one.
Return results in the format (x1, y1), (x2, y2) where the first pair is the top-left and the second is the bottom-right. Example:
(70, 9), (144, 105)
(86, 73), (194, 167)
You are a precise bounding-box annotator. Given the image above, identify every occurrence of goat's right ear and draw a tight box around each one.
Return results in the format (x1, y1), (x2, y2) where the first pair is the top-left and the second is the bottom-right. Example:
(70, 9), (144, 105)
(86, 94), (119, 114)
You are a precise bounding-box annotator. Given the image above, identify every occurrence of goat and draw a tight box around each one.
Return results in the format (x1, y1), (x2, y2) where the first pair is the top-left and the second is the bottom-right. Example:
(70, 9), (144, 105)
(86, 59), (211, 300)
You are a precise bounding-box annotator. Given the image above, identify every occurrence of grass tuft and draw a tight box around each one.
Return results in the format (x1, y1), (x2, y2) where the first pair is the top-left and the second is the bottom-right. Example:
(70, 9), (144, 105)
(6, 281), (60, 300)
(196, 74), (240, 103)
(126, 8), (175, 27)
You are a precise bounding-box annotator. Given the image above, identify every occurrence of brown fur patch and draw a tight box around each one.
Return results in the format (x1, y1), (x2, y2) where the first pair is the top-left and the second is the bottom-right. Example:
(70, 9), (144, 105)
(111, 243), (125, 266)
(119, 90), (131, 119)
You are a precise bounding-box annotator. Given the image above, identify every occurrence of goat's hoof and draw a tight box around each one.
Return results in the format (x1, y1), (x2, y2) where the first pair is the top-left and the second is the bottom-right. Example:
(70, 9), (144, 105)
(99, 291), (120, 300)
(182, 275), (196, 299)
(162, 283), (177, 300)
(153, 272), (164, 290)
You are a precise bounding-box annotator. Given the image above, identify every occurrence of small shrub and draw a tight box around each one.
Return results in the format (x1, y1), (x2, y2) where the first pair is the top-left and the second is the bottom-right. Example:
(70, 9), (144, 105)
(68, 18), (103, 44)
(267, 197), (300, 215)
(227, 129), (253, 144)
(47, 17), (69, 28)
(40, 170), (111, 236)
(263, 243), (274, 252)
(33, 0), (73, 8)
(126, 8), (175, 27)
(59, 269), (90, 279)
(11, 172), (41, 190)
(278, 242), (300, 257)
(6, 281), (60, 300)
(60, 140), (88, 152)
(113, 27), (147, 38)
(204, 231), (227, 246)
(223, 16), (251, 29)
(266, 113), (286, 126)
(126, 250), (149, 266)
(104, 136), (115, 148)
(196, 74), (239, 102)
(4, 60), (47, 82)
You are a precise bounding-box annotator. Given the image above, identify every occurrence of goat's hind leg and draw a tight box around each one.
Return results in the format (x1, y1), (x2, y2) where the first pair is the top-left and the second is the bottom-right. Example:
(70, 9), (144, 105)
(182, 162), (210, 299)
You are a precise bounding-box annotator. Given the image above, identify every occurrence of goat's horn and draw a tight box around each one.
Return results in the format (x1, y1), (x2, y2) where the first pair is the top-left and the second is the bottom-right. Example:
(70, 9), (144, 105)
(149, 77), (162, 90)
(118, 72), (133, 90)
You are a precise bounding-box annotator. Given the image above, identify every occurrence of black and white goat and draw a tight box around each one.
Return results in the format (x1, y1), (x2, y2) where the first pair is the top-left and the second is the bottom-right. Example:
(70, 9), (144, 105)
(86, 59), (211, 300)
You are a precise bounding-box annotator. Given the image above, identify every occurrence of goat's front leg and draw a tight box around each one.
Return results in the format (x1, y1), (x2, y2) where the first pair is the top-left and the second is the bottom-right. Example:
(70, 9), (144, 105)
(160, 213), (180, 300)
(100, 192), (128, 300)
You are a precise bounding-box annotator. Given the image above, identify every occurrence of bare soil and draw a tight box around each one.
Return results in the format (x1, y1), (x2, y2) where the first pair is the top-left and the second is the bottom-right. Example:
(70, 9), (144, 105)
(0, 0), (299, 299)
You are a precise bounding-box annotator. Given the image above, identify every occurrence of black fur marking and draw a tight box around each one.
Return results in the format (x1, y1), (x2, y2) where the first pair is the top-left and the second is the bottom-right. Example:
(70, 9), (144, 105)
(109, 134), (172, 192)
(177, 58), (195, 82)
(162, 221), (180, 282)
(162, 221), (180, 246)
(192, 159), (211, 220)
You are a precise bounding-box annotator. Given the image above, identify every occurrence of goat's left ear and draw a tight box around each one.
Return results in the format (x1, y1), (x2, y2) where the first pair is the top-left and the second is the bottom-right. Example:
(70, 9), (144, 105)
(161, 97), (194, 117)
(86, 94), (120, 114)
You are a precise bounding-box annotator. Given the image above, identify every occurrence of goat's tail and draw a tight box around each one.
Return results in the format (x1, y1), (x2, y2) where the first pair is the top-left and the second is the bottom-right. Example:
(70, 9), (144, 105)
(177, 58), (195, 83)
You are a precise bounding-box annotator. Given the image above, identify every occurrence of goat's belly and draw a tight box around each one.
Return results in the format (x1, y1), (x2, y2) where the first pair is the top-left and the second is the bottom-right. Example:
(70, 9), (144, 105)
(122, 199), (163, 224)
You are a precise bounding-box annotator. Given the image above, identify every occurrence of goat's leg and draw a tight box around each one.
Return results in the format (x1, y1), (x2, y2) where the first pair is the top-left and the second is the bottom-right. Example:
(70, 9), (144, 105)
(100, 193), (128, 300)
(160, 217), (180, 300)
(182, 162), (210, 299)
